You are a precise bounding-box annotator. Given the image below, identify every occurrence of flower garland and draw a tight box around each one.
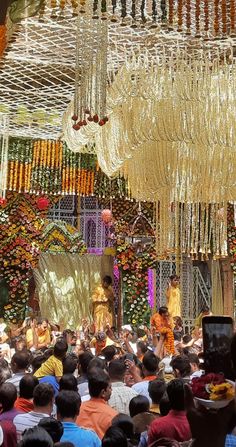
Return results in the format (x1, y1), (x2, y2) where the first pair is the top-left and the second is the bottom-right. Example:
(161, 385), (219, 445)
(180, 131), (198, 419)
(116, 241), (157, 324)
(6, 138), (128, 198)
(160, 327), (175, 355)
(0, 25), (7, 58)
(41, 220), (87, 254)
(0, 193), (45, 322)
(0, 192), (87, 322)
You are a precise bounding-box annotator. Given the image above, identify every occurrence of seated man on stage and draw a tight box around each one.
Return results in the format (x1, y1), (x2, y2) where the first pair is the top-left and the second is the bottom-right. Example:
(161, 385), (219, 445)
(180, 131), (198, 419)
(92, 275), (115, 332)
(151, 306), (175, 356)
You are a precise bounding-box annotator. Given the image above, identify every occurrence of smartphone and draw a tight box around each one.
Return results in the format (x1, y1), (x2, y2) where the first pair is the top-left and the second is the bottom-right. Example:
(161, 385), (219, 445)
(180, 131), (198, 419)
(125, 353), (134, 362)
(202, 316), (234, 379)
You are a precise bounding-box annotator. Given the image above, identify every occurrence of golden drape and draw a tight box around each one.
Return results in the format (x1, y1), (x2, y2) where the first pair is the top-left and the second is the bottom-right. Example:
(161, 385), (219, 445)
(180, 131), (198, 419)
(34, 253), (113, 329)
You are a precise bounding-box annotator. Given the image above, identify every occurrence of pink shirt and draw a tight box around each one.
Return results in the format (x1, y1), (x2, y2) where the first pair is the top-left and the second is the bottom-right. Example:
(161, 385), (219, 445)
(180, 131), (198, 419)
(148, 410), (191, 444)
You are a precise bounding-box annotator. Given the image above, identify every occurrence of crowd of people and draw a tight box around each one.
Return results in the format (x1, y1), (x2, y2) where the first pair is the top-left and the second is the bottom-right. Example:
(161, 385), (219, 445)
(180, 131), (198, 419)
(0, 305), (234, 447)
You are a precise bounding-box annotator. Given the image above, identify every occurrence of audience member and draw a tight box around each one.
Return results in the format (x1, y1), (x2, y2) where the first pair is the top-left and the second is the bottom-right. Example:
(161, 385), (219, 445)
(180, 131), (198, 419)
(62, 354), (78, 375)
(6, 352), (30, 393)
(0, 359), (11, 386)
(129, 395), (150, 418)
(77, 352), (94, 397)
(18, 426), (53, 447)
(0, 383), (20, 422)
(34, 339), (68, 381)
(15, 374), (39, 412)
(13, 383), (54, 441)
(76, 367), (118, 439)
(170, 357), (191, 382)
(56, 390), (101, 446)
(38, 417), (64, 443)
(132, 352), (159, 401)
(148, 379), (166, 414)
(136, 341), (148, 362)
(112, 413), (135, 439)
(0, 420), (17, 447)
(59, 374), (78, 392)
(101, 345), (117, 364)
(129, 395), (156, 438)
(148, 379), (191, 444)
(187, 354), (203, 381)
(102, 426), (128, 447)
(108, 359), (138, 414)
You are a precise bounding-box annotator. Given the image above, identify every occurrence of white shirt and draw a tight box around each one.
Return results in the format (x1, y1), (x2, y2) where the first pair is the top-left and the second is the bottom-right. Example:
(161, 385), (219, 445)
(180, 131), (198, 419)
(132, 381), (152, 403)
(109, 382), (138, 415)
(190, 369), (204, 381)
(13, 411), (49, 441)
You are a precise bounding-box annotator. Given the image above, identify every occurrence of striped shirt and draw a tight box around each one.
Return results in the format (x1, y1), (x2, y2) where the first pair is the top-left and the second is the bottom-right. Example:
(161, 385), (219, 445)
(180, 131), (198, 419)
(6, 373), (25, 394)
(13, 411), (49, 441)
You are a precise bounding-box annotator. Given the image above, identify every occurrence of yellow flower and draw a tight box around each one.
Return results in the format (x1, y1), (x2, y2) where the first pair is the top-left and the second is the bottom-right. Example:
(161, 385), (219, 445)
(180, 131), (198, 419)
(210, 383), (234, 401)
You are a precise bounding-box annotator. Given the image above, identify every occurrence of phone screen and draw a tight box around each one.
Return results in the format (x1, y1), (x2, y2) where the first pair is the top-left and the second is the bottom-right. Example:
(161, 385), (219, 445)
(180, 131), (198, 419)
(203, 316), (234, 379)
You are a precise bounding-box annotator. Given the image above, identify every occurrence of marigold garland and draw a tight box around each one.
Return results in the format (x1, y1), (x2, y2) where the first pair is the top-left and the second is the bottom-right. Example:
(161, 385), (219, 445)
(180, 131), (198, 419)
(5, 137), (128, 198)
(160, 327), (175, 355)
(0, 25), (7, 58)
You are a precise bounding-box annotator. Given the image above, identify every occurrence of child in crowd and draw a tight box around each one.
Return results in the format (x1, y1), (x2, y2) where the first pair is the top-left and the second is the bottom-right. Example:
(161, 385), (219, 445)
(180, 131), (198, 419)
(34, 339), (68, 381)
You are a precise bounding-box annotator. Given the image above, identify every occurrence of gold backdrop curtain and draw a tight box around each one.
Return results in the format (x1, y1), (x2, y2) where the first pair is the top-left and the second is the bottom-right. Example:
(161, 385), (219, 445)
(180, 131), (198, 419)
(34, 253), (114, 329)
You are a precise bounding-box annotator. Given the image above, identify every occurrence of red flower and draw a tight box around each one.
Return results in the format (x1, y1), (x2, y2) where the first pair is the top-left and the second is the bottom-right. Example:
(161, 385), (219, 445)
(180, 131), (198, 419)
(191, 373), (225, 399)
